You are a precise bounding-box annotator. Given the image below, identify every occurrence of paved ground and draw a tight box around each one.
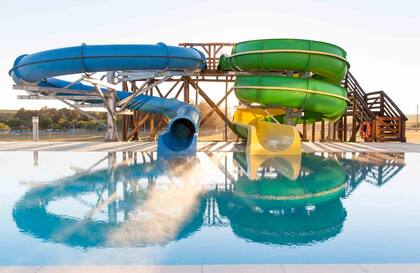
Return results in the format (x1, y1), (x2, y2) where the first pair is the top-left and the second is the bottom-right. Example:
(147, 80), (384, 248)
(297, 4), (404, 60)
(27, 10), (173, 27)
(0, 141), (420, 153)
(1, 264), (420, 273)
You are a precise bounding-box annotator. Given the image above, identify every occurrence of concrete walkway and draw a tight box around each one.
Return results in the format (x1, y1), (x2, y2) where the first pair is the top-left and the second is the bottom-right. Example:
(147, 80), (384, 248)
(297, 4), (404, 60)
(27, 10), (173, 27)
(0, 141), (420, 153)
(1, 264), (420, 273)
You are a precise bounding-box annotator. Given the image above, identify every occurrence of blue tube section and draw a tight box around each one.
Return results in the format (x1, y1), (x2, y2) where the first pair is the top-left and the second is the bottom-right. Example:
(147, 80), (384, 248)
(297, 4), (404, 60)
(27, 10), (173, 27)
(10, 43), (206, 156)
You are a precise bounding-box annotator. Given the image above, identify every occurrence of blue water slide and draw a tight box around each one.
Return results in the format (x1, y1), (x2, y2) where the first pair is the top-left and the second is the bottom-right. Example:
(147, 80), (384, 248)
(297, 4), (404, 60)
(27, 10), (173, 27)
(9, 43), (206, 156)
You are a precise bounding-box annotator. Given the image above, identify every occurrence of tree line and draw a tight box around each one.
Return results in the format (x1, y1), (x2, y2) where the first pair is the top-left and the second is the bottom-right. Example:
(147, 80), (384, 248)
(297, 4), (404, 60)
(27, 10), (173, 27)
(0, 102), (229, 133)
(0, 107), (107, 131)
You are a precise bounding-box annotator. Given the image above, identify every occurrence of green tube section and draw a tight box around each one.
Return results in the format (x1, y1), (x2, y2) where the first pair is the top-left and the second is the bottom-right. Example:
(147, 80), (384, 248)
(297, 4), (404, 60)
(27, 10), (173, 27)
(235, 76), (348, 122)
(219, 38), (350, 123)
(219, 38), (349, 84)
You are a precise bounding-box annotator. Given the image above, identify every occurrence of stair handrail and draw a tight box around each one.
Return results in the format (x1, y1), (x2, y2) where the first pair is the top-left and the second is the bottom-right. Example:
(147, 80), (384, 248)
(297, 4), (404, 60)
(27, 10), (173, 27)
(344, 71), (367, 99)
(366, 91), (407, 121)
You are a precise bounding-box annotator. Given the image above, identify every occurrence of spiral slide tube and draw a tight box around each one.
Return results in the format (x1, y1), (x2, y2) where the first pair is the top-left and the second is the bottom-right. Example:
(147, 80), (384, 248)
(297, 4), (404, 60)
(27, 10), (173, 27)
(10, 43), (206, 156)
(219, 38), (350, 155)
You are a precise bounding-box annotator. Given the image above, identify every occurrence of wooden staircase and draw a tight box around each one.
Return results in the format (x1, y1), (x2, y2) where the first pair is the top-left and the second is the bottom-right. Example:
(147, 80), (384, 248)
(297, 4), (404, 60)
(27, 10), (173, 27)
(339, 72), (407, 142)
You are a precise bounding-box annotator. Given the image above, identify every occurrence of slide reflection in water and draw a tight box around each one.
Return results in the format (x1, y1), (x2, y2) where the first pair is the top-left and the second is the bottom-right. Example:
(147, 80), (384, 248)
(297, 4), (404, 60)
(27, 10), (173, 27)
(13, 155), (206, 248)
(12, 152), (404, 250)
(216, 153), (348, 245)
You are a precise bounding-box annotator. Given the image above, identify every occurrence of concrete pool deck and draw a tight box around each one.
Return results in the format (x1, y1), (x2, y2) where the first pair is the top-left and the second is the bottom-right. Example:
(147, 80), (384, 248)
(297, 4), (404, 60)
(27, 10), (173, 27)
(0, 141), (420, 153)
(2, 264), (420, 273)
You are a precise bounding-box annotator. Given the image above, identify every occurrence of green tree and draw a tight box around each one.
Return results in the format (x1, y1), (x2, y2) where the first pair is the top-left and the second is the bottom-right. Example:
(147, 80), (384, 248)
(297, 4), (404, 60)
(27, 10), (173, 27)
(0, 122), (10, 131)
(6, 118), (26, 129)
(57, 118), (70, 129)
(85, 120), (99, 131)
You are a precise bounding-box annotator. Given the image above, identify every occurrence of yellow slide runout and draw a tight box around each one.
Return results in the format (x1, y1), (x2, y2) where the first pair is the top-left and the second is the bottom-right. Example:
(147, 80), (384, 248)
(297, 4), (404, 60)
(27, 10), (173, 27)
(234, 108), (301, 155)
(245, 154), (302, 180)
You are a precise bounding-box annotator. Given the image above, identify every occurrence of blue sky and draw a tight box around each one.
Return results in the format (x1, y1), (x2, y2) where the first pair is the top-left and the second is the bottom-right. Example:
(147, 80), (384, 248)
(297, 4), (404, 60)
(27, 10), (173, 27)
(0, 0), (419, 113)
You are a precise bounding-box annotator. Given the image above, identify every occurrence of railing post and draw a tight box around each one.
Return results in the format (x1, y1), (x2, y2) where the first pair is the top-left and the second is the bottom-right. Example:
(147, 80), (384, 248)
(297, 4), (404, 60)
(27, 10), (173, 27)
(380, 92), (385, 116)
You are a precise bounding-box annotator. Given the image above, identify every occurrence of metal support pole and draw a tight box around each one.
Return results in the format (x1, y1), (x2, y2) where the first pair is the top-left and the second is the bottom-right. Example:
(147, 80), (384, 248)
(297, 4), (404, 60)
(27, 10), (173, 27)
(285, 108), (293, 125)
(417, 104), (419, 132)
(105, 72), (118, 141)
(149, 86), (155, 139)
(32, 116), (39, 141)
(224, 79), (228, 141)
(326, 121), (334, 141)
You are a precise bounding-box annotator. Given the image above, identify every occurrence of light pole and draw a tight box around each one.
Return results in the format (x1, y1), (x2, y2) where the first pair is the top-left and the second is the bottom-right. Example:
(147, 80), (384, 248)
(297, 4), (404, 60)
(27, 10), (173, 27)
(32, 116), (39, 141)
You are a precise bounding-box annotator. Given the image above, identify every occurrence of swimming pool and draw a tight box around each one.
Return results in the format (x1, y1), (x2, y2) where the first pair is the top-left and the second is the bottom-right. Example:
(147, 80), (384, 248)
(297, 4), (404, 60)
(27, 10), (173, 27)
(0, 151), (419, 265)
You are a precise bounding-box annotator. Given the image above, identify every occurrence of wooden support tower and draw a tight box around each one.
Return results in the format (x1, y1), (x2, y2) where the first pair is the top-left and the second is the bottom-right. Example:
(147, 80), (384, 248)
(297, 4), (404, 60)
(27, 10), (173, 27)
(120, 43), (236, 142)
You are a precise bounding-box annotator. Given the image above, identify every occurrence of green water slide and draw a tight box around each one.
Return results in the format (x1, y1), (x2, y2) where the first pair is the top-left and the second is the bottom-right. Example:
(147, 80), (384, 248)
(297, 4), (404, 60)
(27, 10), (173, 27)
(219, 38), (350, 124)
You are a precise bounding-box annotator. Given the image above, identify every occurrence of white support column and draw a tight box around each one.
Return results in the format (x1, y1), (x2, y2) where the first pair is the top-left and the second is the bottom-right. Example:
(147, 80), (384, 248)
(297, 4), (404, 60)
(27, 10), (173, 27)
(107, 152), (117, 223)
(326, 121), (334, 141)
(32, 116), (39, 141)
(105, 72), (118, 141)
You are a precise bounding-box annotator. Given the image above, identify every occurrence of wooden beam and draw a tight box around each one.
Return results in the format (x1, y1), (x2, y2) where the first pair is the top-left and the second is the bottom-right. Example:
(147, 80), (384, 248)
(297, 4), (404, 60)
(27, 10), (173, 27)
(164, 80), (181, 98)
(188, 78), (236, 133)
(200, 86), (234, 126)
(127, 114), (151, 140)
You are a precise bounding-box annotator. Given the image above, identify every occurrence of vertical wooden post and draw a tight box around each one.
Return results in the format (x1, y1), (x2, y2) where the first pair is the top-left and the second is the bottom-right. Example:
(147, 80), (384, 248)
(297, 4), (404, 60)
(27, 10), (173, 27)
(343, 115), (347, 142)
(320, 120), (325, 141)
(122, 116), (128, 141)
(311, 122), (316, 142)
(337, 118), (343, 141)
(351, 95), (357, 142)
(183, 76), (190, 103)
(303, 122), (308, 141)
(401, 118), (406, 142)
(380, 93), (385, 116)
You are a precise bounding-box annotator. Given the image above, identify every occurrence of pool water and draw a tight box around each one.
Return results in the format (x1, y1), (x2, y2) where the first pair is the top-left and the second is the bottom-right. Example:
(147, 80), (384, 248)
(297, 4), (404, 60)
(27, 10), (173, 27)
(0, 151), (419, 265)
